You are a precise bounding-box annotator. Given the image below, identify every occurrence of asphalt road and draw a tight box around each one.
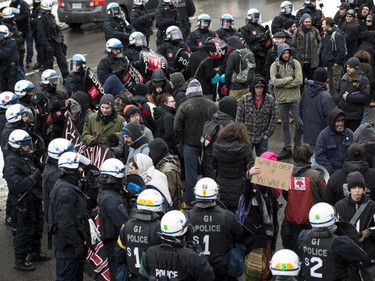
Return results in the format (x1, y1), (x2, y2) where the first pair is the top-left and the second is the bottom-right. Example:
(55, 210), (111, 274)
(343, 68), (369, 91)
(0, 0), (348, 280)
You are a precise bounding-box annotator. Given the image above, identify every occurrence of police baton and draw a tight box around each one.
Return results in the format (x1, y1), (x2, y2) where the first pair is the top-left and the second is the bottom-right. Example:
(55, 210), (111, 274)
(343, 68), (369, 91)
(17, 176), (42, 203)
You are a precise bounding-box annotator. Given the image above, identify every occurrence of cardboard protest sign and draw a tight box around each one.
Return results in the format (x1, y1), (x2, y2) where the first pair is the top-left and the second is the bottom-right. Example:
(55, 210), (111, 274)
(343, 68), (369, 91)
(250, 157), (294, 190)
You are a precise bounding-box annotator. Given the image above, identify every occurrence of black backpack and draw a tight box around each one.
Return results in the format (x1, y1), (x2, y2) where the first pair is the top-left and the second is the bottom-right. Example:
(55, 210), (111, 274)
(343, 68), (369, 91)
(231, 48), (256, 85)
(200, 113), (223, 148)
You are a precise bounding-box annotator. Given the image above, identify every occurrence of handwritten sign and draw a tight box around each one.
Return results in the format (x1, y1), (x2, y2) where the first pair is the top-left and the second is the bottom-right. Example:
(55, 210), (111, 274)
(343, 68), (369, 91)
(251, 157), (294, 190)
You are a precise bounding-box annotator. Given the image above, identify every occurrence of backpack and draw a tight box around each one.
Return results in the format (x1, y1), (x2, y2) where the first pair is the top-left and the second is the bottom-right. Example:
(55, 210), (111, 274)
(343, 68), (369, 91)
(231, 48), (256, 85)
(236, 194), (251, 225)
(331, 31), (348, 57)
(200, 113), (223, 148)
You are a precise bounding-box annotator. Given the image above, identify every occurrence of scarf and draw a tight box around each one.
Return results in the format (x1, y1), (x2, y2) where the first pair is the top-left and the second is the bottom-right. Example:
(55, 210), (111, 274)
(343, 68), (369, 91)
(254, 95), (264, 110)
(348, 70), (359, 83)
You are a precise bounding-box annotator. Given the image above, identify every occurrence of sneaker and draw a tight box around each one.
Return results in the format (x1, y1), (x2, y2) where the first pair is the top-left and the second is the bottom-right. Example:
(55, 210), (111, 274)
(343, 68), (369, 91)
(278, 147), (292, 160)
(14, 260), (35, 271)
(32, 63), (41, 70)
(28, 252), (51, 262)
(4, 216), (11, 226)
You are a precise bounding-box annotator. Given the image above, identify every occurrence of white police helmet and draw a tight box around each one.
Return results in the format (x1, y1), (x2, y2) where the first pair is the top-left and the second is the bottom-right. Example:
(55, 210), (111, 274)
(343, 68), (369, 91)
(133, 0), (148, 5)
(161, 210), (188, 237)
(58, 152), (90, 169)
(197, 14), (211, 29)
(0, 25), (10, 38)
(270, 249), (301, 276)
(14, 80), (35, 98)
(246, 8), (261, 23)
(70, 54), (86, 72)
(41, 69), (59, 85)
(166, 25), (182, 41)
(100, 158), (125, 178)
(1, 7), (15, 19)
(8, 129), (31, 149)
(129, 31), (146, 46)
(309, 202), (337, 228)
(5, 104), (27, 123)
(0, 91), (18, 109)
(280, 1), (293, 15)
(40, 0), (53, 10)
(106, 38), (123, 52)
(137, 189), (163, 212)
(47, 138), (74, 160)
(194, 177), (219, 200)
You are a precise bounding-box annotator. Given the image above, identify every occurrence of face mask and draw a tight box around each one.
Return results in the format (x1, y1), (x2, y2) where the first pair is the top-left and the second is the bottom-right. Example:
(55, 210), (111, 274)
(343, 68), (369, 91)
(70, 103), (82, 115)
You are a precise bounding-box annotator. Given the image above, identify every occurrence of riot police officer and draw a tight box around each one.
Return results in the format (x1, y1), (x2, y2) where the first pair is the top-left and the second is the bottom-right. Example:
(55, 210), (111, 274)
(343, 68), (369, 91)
(103, 2), (135, 46)
(155, 0), (178, 46)
(240, 8), (271, 77)
(139, 210), (215, 281)
(0, 25), (20, 92)
(14, 80), (37, 114)
(185, 178), (244, 281)
(269, 249), (301, 281)
(97, 38), (131, 84)
(35, 69), (67, 141)
(65, 54), (87, 97)
(116, 189), (163, 280)
(216, 14), (238, 42)
(299, 202), (369, 280)
(271, 1), (296, 34)
(186, 14), (217, 53)
(36, 0), (69, 79)
(174, 0), (195, 40)
(49, 151), (91, 280)
(0, 91), (18, 144)
(97, 158), (129, 280)
(156, 25), (190, 74)
(4, 129), (48, 271)
(129, 0), (154, 46)
(30, 0), (43, 70)
(123, 31), (150, 73)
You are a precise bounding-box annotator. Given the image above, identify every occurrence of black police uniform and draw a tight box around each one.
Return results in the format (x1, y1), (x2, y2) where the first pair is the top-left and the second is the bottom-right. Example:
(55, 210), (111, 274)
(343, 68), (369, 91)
(117, 210), (161, 280)
(155, 1), (178, 46)
(129, 5), (154, 45)
(36, 10), (69, 78)
(65, 71), (85, 97)
(174, 0), (196, 40)
(103, 16), (135, 47)
(2, 17), (25, 69)
(123, 44), (150, 74)
(139, 240), (215, 281)
(42, 158), (59, 223)
(30, 2), (43, 69)
(240, 22), (271, 77)
(216, 27), (238, 42)
(299, 228), (369, 281)
(4, 149), (44, 269)
(49, 174), (90, 281)
(185, 204), (244, 281)
(0, 33), (20, 92)
(97, 184), (129, 280)
(271, 13), (296, 35)
(186, 28), (216, 53)
(97, 55), (130, 85)
(156, 40), (190, 73)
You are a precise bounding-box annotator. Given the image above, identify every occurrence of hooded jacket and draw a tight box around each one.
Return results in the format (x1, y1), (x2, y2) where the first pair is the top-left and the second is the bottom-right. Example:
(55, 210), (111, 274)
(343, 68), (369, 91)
(236, 75), (277, 143)
(153, 104), (176, 152)
(353, 122), (375, 168)
(270, 43), (303, 103)
(315, 108), (353, 174)
(149, 68), (172, 100)
(299, 80), (336, 146)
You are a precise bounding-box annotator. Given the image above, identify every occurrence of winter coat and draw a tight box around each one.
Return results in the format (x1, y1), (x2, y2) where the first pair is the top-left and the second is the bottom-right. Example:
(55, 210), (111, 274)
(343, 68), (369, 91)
(153, 104), (176, 153)
(341, 21), (360, 59)
(236, 76), (277, 144)
(295, 6), (323, 30)
(320, 28), (347, 67)
(271, 13), (296, 34)
(212, 139), (252, 213)
(81, 111), (124, 147)
(174, 94), (218, 147)
(323, 160), (375, 205)
(333, 70), (370, 121)
(270, 44), (303, 103)
(292, 26), (321, 68)
(187, 47), (217, 98)
(353, 122), (375, 168)
(299, 80), (336, 146)
(315, 108), (353, 175)
(335, 195), (375, 265)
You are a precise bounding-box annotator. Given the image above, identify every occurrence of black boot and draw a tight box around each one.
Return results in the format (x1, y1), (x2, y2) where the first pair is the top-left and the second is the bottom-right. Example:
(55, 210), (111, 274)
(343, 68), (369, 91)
(28, 252), (51, 262)
(14, 260), (35, 271)
(277, 147), (292, 160)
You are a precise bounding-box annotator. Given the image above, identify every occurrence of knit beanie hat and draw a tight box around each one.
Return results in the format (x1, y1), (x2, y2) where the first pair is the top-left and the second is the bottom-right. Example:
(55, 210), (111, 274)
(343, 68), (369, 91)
(134, 83), (149, 96)
(347, 143), (366, 161)
(100, 94), (115, 108)
(122, 121), (143, 140)
(346, 57), (360, 69)
(185, 79), (203, 96)
(299, 13), (312, 24)
(347, 171), (365, 190)
(260, 151), (278, 161)
(149, 138), (169, 166)
(313, 67), (328, 83)
(123, 104), (141, 122)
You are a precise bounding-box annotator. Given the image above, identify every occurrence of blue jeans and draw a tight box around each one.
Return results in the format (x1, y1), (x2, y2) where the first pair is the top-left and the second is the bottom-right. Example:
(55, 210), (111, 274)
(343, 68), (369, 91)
(361, 106), (369, 124)
(25, 32), (33, 64)
(278, 102), (303, 150)
(183, 144), (215, 205)
(251, 138), (268, 157)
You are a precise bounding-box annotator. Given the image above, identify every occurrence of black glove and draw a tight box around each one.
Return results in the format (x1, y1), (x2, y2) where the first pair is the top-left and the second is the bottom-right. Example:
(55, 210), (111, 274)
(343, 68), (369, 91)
(107, 134), (119, 147)
(264, 25), (269, 32)
(113, 67), (126, 77)
(29, 169), (42, 183)
(89, 139), (99, 147)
